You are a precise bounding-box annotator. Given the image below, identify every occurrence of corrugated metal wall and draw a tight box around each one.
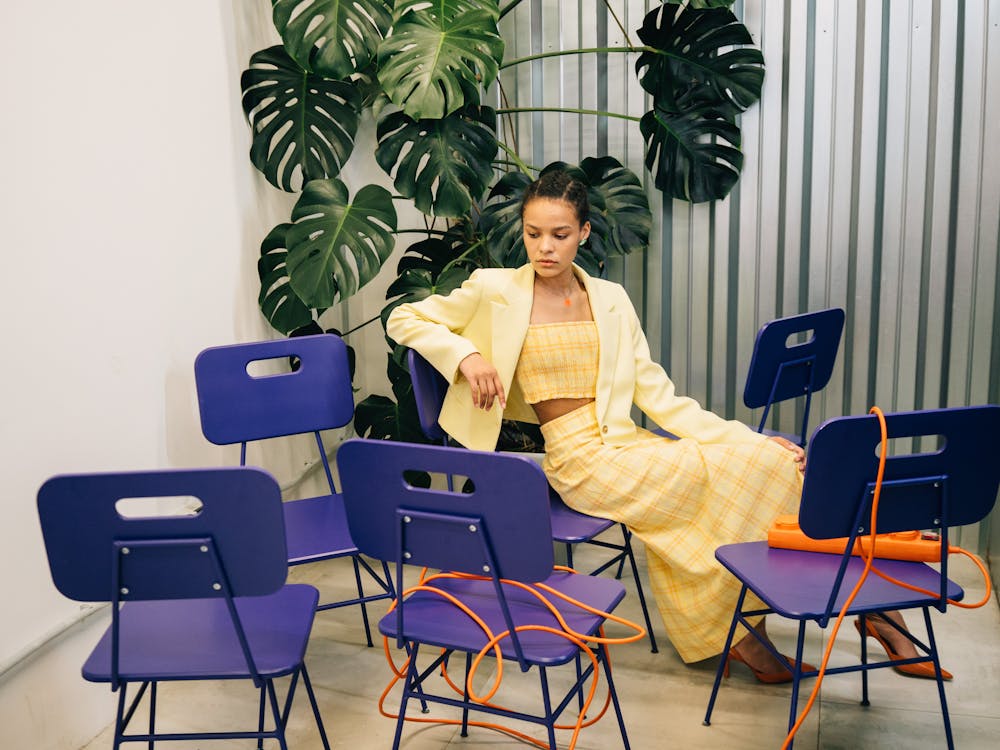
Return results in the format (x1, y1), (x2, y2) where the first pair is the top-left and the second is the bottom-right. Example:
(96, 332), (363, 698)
(492, 0), (1000, 551)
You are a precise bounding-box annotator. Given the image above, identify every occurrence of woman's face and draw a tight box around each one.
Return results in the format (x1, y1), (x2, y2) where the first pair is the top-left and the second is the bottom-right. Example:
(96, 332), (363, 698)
(522, 197), (591, 279)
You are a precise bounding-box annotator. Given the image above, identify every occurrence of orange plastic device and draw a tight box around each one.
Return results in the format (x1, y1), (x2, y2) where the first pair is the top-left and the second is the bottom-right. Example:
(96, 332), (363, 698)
(767, 514), (944, 562)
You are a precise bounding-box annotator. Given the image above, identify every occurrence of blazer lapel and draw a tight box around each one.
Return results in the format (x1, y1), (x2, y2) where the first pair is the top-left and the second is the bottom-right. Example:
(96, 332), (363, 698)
(491, 264), (534, 385)
(579, 267), (621, 429)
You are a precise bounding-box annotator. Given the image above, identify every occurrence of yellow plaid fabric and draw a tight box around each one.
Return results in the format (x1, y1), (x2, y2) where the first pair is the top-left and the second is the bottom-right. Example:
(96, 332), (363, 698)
(541, 402), (802, 663)
(515, 322), (599, 403)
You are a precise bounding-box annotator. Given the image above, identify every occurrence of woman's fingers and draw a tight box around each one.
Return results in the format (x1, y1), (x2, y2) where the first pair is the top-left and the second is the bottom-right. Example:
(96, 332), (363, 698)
(460, 353), (506, 410)
(472, 374), (506, 410)
(768, 435), (807, 473)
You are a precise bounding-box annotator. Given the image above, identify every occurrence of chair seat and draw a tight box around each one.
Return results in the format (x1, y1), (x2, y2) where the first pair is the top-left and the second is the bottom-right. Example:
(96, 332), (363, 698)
(83, 584), (320, 682)
(716, 541), (963, 619)
(283, 493), (359, 563)
(379, 571), (625, 667)
(549, 494), (615, 543)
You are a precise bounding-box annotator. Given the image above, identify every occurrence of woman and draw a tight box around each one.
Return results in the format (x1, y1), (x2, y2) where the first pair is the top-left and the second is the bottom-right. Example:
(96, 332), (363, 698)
(387, 170), (941, 681)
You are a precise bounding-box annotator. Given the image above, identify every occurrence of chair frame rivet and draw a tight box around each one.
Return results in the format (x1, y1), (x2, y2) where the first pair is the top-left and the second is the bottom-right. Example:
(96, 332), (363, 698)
(403, 516), (412, 524)
(212, 582), (222, 591)
(200, 545), (209, 553)
(404, 551), (412, 559)
(120, 587), (129, 595)
(468, 524), (477, 533)
(121, 547), (130, 555)
(482, 565), (490, 573)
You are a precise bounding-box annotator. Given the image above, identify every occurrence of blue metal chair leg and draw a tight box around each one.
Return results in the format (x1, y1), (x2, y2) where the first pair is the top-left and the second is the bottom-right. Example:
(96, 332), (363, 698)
(619, 526), (659, 653)
(265, 679), (289, 750)
(461, 652), (472, 737)
(147, 681), (156, 750)
(257, 684), (267, 750)
(350, 556), (375, 647)
(392, 644), (419, 750)
(299, 664), (332, 750)
(784, 621), (807, 749)
(859, 614), (871, 706)
(601, 643), (632, 750)
(538, 666), (557, 750)
(113, 685), (127, 750)
(922, 609), (955, 750)
(703, 587), (749, 725)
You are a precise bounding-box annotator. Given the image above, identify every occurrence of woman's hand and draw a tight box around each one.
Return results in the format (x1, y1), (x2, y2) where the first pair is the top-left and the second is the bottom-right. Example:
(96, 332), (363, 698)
(458, 353), (506, 411)
(768, 435), (806, 473)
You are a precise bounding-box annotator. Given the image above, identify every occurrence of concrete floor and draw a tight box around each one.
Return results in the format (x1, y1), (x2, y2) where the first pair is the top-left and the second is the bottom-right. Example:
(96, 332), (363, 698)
(80, 540), (1000, 749)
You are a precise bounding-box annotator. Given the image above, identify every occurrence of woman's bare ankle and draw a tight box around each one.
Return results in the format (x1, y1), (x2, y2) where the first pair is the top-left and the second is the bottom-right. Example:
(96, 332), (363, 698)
(867, 611), (918, 658)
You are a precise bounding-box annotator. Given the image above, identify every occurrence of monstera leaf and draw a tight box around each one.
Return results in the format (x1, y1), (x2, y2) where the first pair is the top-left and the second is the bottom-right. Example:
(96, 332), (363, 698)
(480, 160), (651, 275)
(640, 102), (743, 202)
(285, 179), (397, 308)
(381, 265), (473, 330)
(685, 0), (737, 8)
(479, 171), (532, 269)
(578, 156), (652, 259)
(377, 0), (504, 119)
(394, 229), (481, 276)
(631, 2), (762, 202)
(634, 3), (764, 115)
(272, 0), (392, 79)
(241, 46), (361, 191)
(391, 0), (499, 20)
(257, 223), (318, 334)
(375, 106), (498, 217)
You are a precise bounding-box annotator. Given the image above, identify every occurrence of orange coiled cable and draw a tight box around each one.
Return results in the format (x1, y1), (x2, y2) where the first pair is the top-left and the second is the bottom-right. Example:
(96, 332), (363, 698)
(781, 406), (994, 749)
(377, 565), (646, 749)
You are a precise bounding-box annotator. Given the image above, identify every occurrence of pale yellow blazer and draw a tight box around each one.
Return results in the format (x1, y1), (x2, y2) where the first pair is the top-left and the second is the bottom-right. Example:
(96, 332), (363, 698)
(386, 263), (764, 452)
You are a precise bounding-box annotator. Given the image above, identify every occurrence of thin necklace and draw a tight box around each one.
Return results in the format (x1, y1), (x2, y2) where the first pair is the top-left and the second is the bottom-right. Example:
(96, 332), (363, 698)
(538, 279), (579, 306)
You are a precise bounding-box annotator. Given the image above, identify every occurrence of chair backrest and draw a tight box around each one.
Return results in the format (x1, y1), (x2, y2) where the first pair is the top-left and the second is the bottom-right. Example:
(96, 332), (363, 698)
(800, 405), (1000, 540)
(37, 467), (287, 603)
(337, 439), (553, 583)
(743, 308), (845, 409)
(407, 348), (449, 442)
(194, 334), (354, 445)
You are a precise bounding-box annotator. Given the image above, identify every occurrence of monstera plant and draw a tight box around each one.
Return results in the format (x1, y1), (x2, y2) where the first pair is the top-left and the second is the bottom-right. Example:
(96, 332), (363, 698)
(239, 0), (763, 444)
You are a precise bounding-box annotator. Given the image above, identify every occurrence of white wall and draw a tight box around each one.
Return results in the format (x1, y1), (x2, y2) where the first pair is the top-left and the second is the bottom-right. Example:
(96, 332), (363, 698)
(0, 2), (322, 747)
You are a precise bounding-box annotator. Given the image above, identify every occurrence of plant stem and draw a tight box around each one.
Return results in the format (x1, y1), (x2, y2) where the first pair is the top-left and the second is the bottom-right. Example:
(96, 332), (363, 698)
(500, 46), (646, 70)
(603, 0), (635, 48)
(497, 0), (524, 22)
(342, 314), (381, 337)
(442, 237), (487, 275)
(495, 142), (533, 174)
(394, 228), (450, 236)
(497, 107), (641, 124)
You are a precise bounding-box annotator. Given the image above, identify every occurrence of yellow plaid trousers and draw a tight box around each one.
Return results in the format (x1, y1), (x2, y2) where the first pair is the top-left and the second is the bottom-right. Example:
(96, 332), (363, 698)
(541, 402), (803, 663)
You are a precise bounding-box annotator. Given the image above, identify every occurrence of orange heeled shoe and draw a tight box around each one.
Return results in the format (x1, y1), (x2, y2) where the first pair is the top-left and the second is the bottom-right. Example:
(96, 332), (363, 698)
(854, 617), (953, 680)
(724, 648), (817, 684)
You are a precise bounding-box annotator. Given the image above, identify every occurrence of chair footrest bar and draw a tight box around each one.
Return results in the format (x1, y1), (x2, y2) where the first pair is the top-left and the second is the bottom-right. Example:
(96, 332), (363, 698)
(316, 591), (395, 611)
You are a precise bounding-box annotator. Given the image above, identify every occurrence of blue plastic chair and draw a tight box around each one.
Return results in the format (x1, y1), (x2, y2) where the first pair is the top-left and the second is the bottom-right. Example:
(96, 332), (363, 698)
(36, 467), (330, 750)
(703, 405), (1000, 749)
(743, 307), (845, 446)
(336, 438), (632, 750)
(195, 334), (394, 646)
(407, 347), (658, 652)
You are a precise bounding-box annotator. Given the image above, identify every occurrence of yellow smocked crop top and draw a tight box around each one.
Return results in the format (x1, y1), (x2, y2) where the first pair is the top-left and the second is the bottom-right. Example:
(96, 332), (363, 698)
(514, 321), (599, 403)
